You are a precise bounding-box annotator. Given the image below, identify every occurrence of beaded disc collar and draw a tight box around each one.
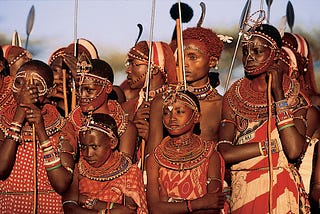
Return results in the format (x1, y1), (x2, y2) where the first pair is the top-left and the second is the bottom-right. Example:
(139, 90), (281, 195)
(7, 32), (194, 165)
(154, 134), (213, 171)
(79, 151), (132, 181)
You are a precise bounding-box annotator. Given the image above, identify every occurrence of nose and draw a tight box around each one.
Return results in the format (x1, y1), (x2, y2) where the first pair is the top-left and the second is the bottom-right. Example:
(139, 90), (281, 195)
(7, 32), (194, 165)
(87, 147), (94, 157)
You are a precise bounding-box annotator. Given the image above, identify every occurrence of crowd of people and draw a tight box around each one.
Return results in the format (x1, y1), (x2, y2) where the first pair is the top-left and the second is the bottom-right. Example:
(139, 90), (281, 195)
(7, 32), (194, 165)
(0, 6), (320, 214)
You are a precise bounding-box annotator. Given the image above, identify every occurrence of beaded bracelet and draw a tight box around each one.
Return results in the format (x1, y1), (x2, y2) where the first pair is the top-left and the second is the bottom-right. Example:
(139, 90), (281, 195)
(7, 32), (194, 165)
(276, 109), (293, 123)
(258, 142), (264, 156)
(278, 123), (295, 131)
(85, 198), (97, 209)
(98, 209), (106, 214)
(275, 99), (289, 111)
(46, 163), (62, 172)
(260, 139), (280, 155)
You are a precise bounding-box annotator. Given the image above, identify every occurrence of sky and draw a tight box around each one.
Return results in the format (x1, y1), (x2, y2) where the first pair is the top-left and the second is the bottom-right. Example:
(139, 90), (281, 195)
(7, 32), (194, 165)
(1, 0), (320, 86)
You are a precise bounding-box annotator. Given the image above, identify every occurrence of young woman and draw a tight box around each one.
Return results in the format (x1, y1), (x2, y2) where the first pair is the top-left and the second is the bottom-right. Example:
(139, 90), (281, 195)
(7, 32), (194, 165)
(0, 60), (77, 213)
(62, 113), (147, 214)
(217, 24), (314, 213)
(147, 89), (226, 214)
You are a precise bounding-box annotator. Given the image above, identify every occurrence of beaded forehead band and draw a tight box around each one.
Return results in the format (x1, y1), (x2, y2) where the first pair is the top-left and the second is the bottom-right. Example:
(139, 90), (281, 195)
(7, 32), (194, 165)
(79, 119), (118, 144)
(8, 50), (32, 67)
(127, 42), (166, 75)
(243, 32), (278, 50)
(76, 56), (111, 87)
(48, 50), (66, 65)
(12, 70), (48, 96)
(163, 88), (198, 113)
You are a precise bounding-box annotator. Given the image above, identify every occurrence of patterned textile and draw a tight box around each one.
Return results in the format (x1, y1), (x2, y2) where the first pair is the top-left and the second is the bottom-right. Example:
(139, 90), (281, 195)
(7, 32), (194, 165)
(79, 160), (148, 214)
(158, 157), (210, 200)
(0, 76), (15, 113)
(224, 77), (310, 213)
(0, 104), (77, 213)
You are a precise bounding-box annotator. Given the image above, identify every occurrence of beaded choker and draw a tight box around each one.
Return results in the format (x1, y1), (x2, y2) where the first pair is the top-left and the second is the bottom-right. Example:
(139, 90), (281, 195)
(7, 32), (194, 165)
(79, 151), (132, 181)
(187, 80), (217, 100)
(154, 134), (213, 170)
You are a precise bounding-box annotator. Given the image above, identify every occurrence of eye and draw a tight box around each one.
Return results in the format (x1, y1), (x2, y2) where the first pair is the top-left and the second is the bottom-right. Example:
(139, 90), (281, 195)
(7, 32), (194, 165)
(187, 53), (198, 60)
(80, 144), (87, 150)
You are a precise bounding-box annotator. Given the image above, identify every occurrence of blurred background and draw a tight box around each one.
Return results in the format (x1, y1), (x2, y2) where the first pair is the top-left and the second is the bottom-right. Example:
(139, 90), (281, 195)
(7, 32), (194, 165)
(1, 0), (319, 93)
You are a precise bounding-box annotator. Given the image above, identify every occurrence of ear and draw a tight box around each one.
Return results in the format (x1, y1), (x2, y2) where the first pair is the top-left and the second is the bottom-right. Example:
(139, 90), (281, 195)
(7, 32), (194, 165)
(109, 138), (118, 150)
(104, 82), (113, 94)
(193, 112), (201, 124)
(209, 56), (218, 68)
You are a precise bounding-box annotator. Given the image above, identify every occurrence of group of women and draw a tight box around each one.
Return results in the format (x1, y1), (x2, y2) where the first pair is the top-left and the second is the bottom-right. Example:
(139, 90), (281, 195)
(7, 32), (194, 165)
(0, 6), (320, 214)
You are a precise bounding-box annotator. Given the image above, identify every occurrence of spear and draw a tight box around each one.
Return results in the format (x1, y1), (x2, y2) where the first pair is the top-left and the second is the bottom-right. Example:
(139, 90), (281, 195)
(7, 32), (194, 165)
(25, 5), (35, 50)
(286, 1), (295, 33)
(224, 0), (251, 92)
(71, 0), (79, 111)
(265, 0), (273, 24)
(140, 0), (156, 170)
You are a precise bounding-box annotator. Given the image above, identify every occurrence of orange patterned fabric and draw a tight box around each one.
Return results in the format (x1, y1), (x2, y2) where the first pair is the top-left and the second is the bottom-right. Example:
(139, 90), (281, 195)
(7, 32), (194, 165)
(158, 158), (209, 201)
(79, 163), (148, 214)
(0, 104), (77, 213)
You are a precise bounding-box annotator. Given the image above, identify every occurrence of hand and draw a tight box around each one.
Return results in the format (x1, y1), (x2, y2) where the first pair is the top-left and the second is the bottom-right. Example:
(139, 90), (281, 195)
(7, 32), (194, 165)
(22, 103), (45, 132)
(268, 55), (285, 101)
(16, 84), (39, 105)
(133, 101), (151, 141)
(198, 188), (226, 210)
(110, 206), (136, 214)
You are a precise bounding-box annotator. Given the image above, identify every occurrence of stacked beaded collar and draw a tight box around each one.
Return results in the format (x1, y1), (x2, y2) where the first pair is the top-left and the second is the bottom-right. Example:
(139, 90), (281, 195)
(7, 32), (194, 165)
(154, 134), (212, 170)
(79, 150), (131, 181)
(187, 79), (217, 100)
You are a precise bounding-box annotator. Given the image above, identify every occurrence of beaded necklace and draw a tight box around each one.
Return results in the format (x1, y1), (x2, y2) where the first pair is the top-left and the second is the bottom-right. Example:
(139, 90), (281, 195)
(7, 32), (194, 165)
(79, 151), (131, 181)
(154, 134), (213, 171)
(188, 80), (217, 100)
(225, 75), (300, 122)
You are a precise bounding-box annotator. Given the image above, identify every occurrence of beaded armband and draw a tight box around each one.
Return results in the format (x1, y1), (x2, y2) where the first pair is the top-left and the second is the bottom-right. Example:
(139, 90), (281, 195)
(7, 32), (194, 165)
(42, 138), (61, 171)
(260, 139), (280, 156)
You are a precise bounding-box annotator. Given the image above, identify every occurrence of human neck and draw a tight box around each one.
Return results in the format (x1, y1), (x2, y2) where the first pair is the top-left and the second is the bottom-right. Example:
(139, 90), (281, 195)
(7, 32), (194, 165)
(187, 76), (209, 87)
(250, 74), (267, 92)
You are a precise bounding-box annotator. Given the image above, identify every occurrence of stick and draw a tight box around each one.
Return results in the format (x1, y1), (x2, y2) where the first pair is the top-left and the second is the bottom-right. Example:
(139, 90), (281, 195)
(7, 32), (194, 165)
(27, 71), (37, 214)
(62, 69), (69, 117)
(267, 74), (273, 214)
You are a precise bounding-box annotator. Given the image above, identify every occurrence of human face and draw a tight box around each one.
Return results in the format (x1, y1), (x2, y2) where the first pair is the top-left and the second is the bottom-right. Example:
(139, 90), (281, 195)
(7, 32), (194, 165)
(242, 35), (275, 76)
(79, 129), (113, 168)
(163, 99), (197, 136)
(125, 58), (148, 89)
(183, 40), (211, 86)
(78, 77), (107, 113)
(13, 69), (47, 103)
(50, 58), (64, 99)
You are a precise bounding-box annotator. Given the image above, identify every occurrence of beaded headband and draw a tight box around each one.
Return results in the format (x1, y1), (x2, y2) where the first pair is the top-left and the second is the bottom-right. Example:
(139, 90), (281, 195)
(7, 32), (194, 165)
(48, 50), (66, 65)
(12, 70), (48, 96)
(76, 54), (111, 87)
(80, 118), (118, 145)
(127, 42), (166, 77)
(7, 50), (32, 67)
(163, 88), (199, 113)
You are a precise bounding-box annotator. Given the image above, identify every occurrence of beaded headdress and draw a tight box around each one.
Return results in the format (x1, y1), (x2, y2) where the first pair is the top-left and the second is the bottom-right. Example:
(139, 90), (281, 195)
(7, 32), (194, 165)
(1, 45), (32, 68)
(79, 115), (118, 145)
(162, 87), (199, 113)
(127, 41), (168, 81)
